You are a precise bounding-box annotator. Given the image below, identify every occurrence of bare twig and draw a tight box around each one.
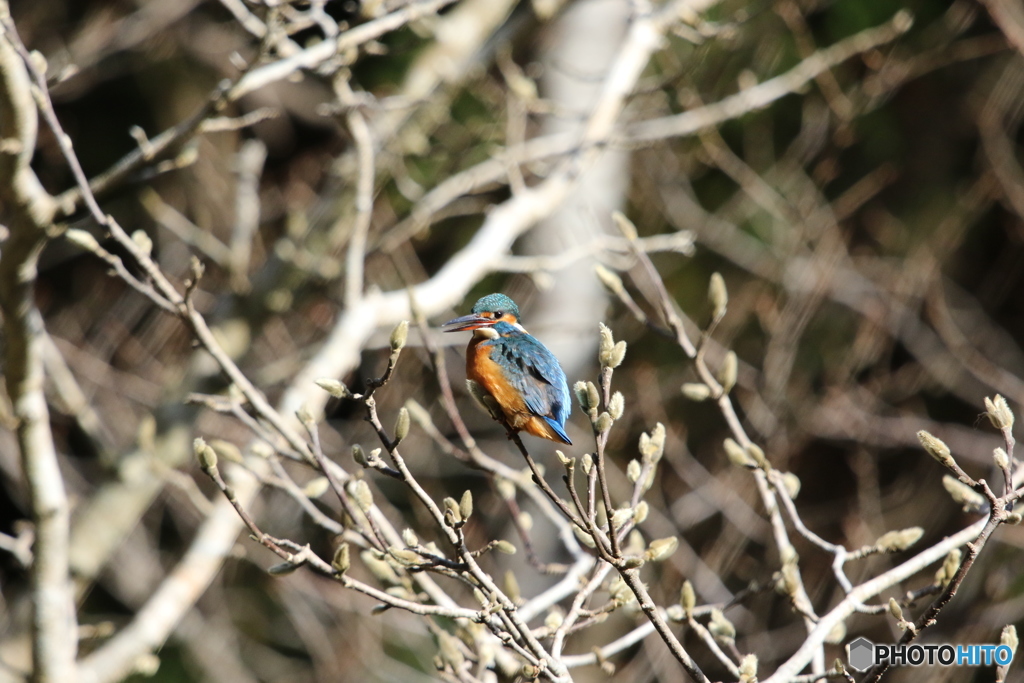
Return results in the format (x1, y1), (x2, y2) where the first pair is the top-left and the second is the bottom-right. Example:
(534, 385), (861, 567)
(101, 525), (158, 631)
(335, 77), (376, 310)
(980, 0), (1024, 56)
(0, 15), (77, 681)
(230, 139), (267, 292)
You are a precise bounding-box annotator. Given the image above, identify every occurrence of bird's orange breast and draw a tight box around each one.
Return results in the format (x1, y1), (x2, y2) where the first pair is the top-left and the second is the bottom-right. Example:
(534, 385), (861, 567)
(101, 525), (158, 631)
(467, 336), (526, 419)
(466, 336), (569, 443)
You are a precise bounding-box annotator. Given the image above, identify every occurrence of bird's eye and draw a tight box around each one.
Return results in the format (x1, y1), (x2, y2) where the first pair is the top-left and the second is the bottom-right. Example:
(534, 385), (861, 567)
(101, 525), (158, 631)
(492, 311), (503, 318)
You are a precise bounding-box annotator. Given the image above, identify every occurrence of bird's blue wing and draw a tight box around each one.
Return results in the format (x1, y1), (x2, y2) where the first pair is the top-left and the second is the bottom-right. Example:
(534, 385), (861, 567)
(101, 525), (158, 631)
(518, 346), (571, 442)
(486, 329), (571, 434)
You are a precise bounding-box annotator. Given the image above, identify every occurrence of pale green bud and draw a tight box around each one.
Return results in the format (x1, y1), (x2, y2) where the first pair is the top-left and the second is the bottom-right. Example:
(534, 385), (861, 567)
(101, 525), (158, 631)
(573, 525), (596, 548)
(494, 540), (516, 555)
(680, 580), (696, 617)
(443, 497), (462, 526)
(780, 562), (801, 596)
(504, 570), (521, 603)
(390, 320), (409, 351)
(665, 604), (685, 622)
(586, 382), (600, 414)
(781, 472), (801, 499)
(995, 447), (1010, 470)
(459, 489), (473, 520)
(633, 500), (649, 524)
(708, 272), (728, 319)
(295, 407), (314, 425)
(942, 475), (985, 512)
(65, 228), (100, 252)
(612, 211), (638, 240)
(137, 414), (156, 452)
(598, 323), (615, 368)
(709, 608), (736, 642)
(681, 383), (712, 401)
(393, 407), (410, 443)
(573, 381), (590, 411)
(303, 477), (329, 498)
(718, 351), (738, 394)
(874, 527), (924, 552)
(296, 405), (315, 428)
(608, 391), (625, 420)
(332, 543), (350, 573)
(724, 438), (752, 467)
(738, 654), (757, 682)
(646, 536), (678, 562)
(352, 480), (374, 512)
(1001, 625), (1018, 656)
(627, 459), (642, 483)
(608, 577), (631, 604)
(596, 646), (616, 676)
(361, 550), (399, 584)
(639, 423), (666, 462)
(520, 665), (540, 679)
(315, 376), (352, 397)
(935, 548), (962, 586)
(209, 439), (243, 464)
(917, 430), (956, 468)
(984, 394), (1014, 431)
(611, 507), (633, 530)
(250, 441), (274, 459)
(594, 263), (625, 295)
(194, 437), (217, 471)
(390, 548), (423, 565)
(495, 477), (516, 501)
(746, 442), (768, 468)
(609, 341), (627, 369)
(131, 229), (153, 257)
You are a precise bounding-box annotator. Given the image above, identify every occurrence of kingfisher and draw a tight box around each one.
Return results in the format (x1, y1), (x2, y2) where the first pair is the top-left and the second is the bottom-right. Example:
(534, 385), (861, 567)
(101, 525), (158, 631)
(443, 293), (572, 445)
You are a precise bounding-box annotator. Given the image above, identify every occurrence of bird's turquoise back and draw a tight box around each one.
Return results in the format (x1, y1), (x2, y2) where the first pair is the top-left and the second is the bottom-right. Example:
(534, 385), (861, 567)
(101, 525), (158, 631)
(481, 321), (571, 443)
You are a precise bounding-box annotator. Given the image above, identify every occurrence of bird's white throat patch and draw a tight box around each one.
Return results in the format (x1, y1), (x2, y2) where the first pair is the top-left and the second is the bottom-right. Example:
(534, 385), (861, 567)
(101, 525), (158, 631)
(473, 327), (500, 340)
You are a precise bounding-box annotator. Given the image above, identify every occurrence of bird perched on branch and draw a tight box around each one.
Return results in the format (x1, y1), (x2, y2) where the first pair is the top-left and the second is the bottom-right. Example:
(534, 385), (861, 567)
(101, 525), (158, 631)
(443, 293), (572, 445)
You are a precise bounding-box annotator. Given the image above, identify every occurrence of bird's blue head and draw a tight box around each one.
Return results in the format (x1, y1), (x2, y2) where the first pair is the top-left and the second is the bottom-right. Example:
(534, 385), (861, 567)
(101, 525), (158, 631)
(471, 293), (520, 321)
(442, 293), (521, 332)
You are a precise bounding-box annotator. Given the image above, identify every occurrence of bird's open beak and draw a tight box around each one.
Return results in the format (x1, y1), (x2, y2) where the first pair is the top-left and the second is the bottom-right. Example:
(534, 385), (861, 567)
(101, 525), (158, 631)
(442, 313), (494, 332)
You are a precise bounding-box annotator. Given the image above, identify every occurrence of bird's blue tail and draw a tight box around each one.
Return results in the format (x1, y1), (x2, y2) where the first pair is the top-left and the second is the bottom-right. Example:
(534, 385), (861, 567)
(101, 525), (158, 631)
(543, 416), (572, 445)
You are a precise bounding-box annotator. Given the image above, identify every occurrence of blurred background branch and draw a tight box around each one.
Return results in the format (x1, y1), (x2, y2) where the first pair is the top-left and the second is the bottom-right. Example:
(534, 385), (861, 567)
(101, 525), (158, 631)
(0, 7), (76, 681)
